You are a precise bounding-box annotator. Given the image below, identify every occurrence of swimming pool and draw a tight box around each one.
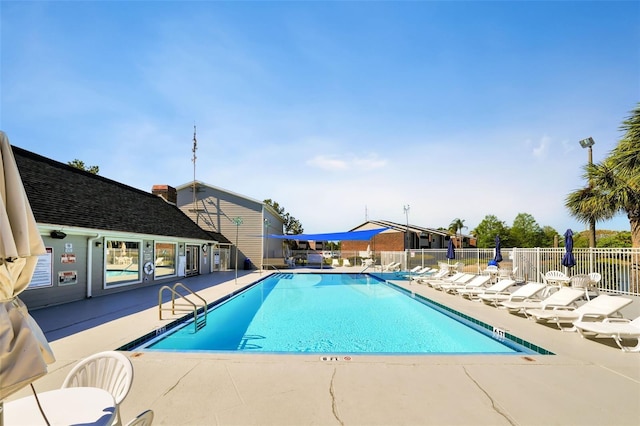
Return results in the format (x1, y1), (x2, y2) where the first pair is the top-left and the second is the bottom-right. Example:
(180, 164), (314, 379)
(123, 273), (549, 355)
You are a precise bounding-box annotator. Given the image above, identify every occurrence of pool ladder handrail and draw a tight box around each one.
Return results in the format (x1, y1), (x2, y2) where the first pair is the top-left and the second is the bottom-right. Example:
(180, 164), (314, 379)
(158, 283), (207, 332)
(265, 264), (281, 273)
(359, 264), (373, 275)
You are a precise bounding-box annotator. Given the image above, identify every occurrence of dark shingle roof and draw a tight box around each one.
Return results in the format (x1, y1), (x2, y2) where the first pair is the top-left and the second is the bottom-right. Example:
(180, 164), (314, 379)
(13, 145), (225, 242)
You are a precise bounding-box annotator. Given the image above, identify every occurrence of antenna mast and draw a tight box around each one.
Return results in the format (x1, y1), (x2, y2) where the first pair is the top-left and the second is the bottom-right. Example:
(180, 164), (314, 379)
(192, 124), (198, 224)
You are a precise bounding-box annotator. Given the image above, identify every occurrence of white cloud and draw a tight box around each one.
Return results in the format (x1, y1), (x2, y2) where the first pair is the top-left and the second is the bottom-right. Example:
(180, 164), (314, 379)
(531, 135), (550, 159)
(307, 155), (348, 171)
(307, 154), (387, 172)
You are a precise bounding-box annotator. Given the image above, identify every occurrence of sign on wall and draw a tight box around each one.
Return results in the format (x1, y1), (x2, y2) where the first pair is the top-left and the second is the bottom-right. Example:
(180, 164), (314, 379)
(58, 271), (77, 286)
(61, 253), (76, 264)
(29, 247), (53, 289)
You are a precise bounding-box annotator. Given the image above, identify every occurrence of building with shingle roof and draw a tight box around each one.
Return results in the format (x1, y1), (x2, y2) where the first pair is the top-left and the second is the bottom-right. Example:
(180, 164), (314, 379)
(12, 145), (230, 309)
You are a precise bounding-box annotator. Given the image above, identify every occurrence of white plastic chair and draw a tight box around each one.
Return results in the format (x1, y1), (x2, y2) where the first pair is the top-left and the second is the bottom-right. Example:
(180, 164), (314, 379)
(62, 351), (134, 426)
(570, 274), (594, 300)
(589, 272), (602, 287)
(342, 259), (351, 267)
(125, 409), (154, 426)
(543, 270), (569, 286)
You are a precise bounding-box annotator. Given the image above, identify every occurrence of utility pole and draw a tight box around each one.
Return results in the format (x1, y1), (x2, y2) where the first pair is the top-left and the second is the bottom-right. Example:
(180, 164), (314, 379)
(192, 124), (198, 224)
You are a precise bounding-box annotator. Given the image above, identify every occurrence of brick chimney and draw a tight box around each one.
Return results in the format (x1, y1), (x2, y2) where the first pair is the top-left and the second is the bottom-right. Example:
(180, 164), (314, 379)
(152, 184), (177, 204)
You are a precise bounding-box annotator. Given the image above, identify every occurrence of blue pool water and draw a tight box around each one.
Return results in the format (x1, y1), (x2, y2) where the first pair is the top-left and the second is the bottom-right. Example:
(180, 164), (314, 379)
(134, 274), (538, 355)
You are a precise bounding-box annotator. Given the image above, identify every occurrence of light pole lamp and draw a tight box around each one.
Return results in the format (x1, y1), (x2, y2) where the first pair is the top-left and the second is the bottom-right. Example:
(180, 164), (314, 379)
(264, 218), (270, 271)
(233, 217), (243, 284)
(579, 137), (596, 248)
(403, 205), (410, 251)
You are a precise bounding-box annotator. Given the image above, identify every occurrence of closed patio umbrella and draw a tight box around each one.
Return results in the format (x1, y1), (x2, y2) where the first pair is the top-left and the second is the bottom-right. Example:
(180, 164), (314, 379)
(446, 238), (455, 263)
(494, 235), (503, 263)
(561, 229), (576, 271)
(0, 132), (55, 403)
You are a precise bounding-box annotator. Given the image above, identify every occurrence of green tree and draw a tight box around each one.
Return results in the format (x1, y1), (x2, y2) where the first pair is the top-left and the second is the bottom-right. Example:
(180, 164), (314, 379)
(596, 230), (632, 248)
(565, 103), (640, 248)
(472, 215), (510, 248)
(510, 213), (543, 247)
(572, 231), (590, 248)
(448, 218), (466, 247)
(263, 199), (304, 235)
(541, 226), (560, 247)
(68, 159), (99, 174)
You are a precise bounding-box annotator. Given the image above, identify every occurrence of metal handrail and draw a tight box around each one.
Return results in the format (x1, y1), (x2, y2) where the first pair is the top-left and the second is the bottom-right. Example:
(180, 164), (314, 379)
(158, 283), (207, 332)
(265, 264), (281, 273)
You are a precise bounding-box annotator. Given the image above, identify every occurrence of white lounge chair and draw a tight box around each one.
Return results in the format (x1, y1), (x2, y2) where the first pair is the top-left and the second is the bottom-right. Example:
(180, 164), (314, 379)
(331, 258), (340, 268)
(404, 266), (432, 279)
(381, 261), (401, 272)
(574, 316), (640, 352)
(405, 265), (423, 274)
(500, 287), (585, 317)
(456, 279), (517, 301)
(479, 282), (547, 307)
(414, 268), (451, 285)
(402, 265), (424, 276)
(425, 272), (468, 288)
(342, 259), (351, 267)
(525, 294), (633, 331)
(438, 274), (482, 293)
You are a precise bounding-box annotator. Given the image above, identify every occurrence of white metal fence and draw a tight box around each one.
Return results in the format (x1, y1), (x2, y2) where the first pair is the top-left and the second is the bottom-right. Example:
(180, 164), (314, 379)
(296, 247), (640, 297)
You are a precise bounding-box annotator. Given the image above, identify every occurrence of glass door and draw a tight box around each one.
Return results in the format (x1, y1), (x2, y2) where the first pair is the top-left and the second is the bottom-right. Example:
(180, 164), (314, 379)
(185, 245), (200, 276)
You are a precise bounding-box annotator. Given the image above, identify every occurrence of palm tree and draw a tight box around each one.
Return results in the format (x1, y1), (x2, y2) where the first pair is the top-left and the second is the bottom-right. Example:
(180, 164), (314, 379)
(448, 218), (466, 248)
(566, 104), (640, 292)
(566, 104), (640, 248)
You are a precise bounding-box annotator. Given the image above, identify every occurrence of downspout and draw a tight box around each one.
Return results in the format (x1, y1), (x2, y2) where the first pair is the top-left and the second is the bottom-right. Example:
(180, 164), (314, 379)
(87, 234), (102, 298)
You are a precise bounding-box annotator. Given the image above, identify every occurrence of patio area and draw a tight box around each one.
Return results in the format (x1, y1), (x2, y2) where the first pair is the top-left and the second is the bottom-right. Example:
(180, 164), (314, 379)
(9, 269), (640, 425)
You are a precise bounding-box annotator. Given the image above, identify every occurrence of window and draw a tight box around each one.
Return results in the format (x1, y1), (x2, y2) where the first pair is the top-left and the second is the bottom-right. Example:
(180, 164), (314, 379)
(154, 242), (177, 278)
(105, 240), (140, 286)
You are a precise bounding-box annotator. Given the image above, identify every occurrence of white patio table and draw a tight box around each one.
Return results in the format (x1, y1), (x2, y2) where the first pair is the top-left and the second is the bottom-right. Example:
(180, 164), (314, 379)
(4, 387), (115, 425)
(546, 276), (571, 287)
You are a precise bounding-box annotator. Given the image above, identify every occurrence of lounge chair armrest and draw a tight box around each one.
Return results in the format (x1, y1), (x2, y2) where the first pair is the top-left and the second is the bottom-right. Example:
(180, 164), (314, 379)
(575, 313), (609, 322)
(510, 296), (542, 302)
(541, 305), (576, 311)
(601, 318), (631, 324)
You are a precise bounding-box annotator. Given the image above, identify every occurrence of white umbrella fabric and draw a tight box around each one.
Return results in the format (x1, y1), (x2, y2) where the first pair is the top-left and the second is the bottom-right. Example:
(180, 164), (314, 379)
(0, 131), (55, 401)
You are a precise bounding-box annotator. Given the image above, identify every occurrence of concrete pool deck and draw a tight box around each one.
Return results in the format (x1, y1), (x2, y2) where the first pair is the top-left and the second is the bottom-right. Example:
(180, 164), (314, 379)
(8, 269), (640, 425)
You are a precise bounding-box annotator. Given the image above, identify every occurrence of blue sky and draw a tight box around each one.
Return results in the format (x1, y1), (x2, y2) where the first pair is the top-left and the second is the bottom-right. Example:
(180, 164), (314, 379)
(2, 1), (638, 235)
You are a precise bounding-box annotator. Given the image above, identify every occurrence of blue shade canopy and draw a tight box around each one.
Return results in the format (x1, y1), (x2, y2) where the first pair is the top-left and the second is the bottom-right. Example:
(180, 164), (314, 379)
(267, 228), (389, 241)
(561, 229), (576, 268)
(494, 235), (503, 263)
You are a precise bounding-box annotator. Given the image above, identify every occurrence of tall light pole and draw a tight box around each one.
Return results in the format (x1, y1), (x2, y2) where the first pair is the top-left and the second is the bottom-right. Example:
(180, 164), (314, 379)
(579, 137), (597, 248)
(233, 217), (243, 284)
(264, 218), (270, 271)
(403, 205), (410, 250)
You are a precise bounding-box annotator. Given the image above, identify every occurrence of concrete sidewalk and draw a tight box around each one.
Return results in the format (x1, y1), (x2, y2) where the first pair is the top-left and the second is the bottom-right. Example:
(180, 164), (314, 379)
(9, 269), (640, 425)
